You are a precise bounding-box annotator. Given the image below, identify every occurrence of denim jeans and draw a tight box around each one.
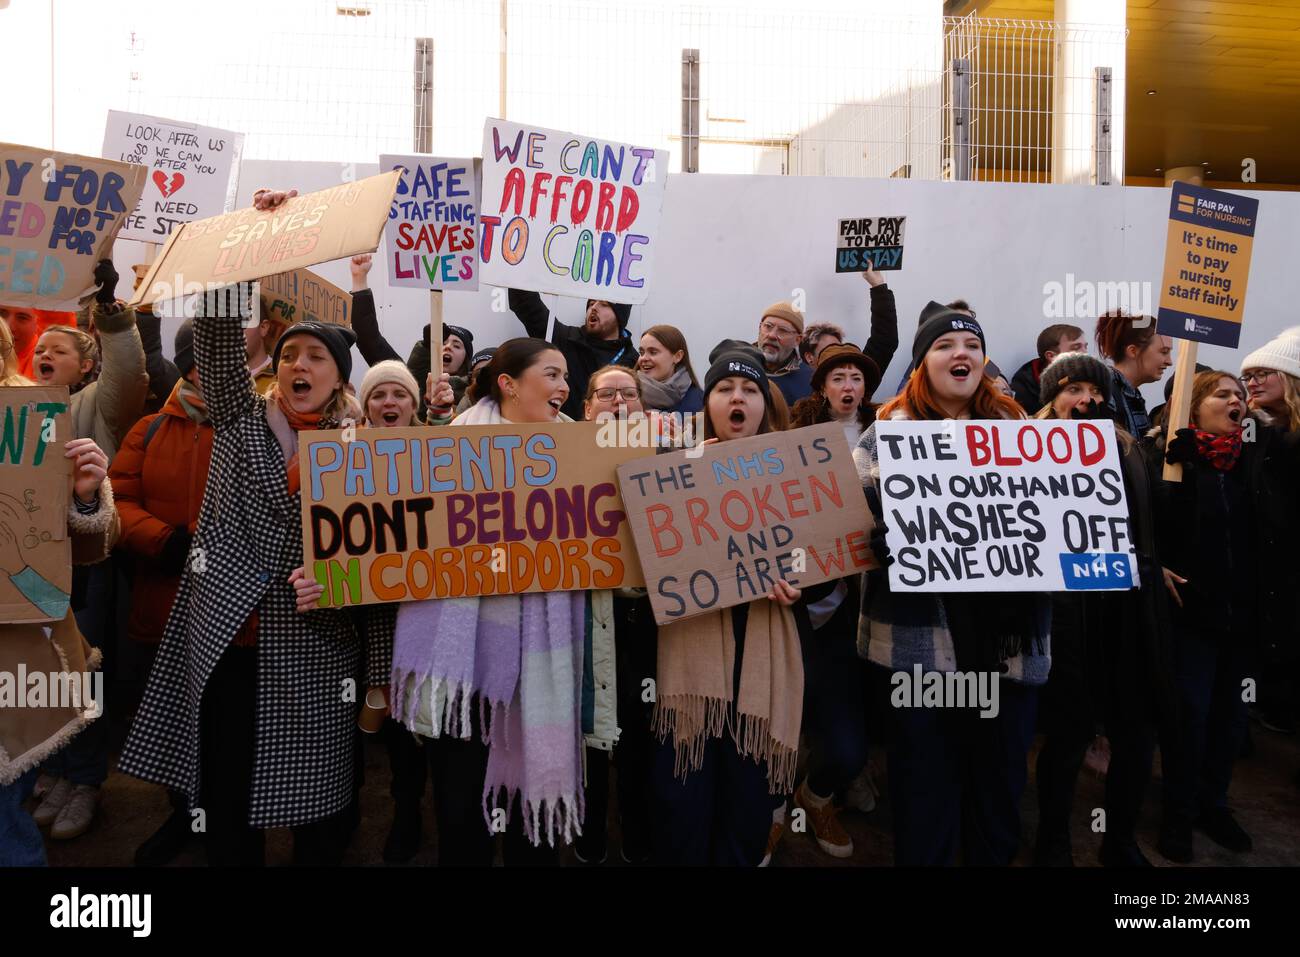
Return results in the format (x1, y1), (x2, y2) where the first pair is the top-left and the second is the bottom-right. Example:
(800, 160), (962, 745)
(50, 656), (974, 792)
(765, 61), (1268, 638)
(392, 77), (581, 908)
(0, 768), (46, 866)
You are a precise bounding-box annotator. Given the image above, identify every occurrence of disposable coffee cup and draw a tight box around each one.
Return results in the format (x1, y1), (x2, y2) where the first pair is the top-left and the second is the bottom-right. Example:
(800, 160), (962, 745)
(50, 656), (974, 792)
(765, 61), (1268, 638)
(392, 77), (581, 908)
(358, 686), (389, 734)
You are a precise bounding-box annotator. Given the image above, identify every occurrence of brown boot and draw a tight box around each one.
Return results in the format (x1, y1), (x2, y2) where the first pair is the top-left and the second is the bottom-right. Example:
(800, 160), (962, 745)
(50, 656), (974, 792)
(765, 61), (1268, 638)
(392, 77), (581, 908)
(795, 782), (853, 858)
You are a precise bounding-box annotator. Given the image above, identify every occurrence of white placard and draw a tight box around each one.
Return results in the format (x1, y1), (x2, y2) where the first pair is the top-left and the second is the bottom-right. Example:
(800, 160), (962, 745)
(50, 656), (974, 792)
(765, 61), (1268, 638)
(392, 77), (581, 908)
(379, 154), (479, 291)
(102, 110), (243, 242)
(875, 419), (1138, 592)
(478, 119), (667, 304)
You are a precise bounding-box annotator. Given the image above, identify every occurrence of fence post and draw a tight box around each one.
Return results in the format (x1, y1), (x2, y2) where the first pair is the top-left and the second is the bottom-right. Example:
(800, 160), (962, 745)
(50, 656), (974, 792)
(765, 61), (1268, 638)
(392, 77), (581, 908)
(413, 37), (433, 152)
(682, 48), (700, 173)
(949, 57), (972, 181)
(1093, 66), (1113, 186)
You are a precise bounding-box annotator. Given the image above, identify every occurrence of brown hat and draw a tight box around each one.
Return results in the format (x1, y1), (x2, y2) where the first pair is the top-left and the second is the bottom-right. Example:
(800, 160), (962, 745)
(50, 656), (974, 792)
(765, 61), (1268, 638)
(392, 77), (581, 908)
(761, 301), (805, 336)
(811, 342), (882, 396)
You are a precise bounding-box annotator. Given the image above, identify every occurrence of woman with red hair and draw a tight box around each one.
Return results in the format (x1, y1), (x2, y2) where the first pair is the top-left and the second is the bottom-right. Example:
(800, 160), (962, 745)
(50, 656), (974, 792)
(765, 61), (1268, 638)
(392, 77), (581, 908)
(853, 302), (1050, 866)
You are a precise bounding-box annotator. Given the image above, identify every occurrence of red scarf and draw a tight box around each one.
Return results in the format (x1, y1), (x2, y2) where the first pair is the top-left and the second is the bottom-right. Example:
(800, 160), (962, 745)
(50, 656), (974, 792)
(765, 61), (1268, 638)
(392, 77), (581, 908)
(273, 388), (323, 496)
(1194, 428), (1243, 471)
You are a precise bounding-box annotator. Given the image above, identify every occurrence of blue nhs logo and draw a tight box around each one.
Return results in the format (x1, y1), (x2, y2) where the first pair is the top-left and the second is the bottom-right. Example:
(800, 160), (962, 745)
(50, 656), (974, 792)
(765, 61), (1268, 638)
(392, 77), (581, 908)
(1059, 552), (1136, 590)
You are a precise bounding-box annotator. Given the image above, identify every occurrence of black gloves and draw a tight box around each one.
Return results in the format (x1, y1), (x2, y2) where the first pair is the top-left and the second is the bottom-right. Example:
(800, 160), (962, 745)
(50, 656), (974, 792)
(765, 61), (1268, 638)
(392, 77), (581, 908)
(864, 486), (894, 569)
(1068, 398), (1110, 421)
(93, 259), (119, 305)
(159, 526), (193, 572)
(1164, 427), (1198, 466)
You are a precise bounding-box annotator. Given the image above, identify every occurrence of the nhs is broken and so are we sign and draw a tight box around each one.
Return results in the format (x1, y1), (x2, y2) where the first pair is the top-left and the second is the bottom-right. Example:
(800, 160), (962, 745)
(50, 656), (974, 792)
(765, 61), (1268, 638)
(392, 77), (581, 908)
(875, 419), (1138, 593)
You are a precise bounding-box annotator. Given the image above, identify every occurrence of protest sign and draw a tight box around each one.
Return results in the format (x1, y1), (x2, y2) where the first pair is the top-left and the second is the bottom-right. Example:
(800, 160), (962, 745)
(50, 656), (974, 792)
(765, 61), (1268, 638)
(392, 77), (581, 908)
(101, 110), (244, 243)
(875, 419), (1137, 593)
(0, 143), (147, 308)
(835, 216), (905, 272)
(379, 154), (479, 291)
(258, 267), (351, 327)
(129, 171), (400, 310)
(617, 422), (874, 625)
(1156, 182), (1257, 350)
(0, 387), (72, 623)
(478, 119), (667, 304)
(299, 422), (646, 608)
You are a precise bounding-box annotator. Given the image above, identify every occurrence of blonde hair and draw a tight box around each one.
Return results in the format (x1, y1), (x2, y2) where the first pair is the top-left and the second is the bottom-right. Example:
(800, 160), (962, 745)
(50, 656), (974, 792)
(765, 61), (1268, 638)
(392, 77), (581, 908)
(39, 324), (100, 386)
(1034, 401), (1134, 452)
(0, 320), (33, 386)
(1245, 369), (1300, 433)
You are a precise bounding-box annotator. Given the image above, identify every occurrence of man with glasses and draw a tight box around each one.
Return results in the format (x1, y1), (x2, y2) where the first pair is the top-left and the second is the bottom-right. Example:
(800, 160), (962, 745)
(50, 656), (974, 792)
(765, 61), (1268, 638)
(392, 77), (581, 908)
(757, 303), (814, 408)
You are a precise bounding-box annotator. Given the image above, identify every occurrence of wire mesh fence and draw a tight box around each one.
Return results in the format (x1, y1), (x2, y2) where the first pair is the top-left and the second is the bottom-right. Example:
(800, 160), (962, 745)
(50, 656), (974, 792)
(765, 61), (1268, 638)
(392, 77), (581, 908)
(105, 0), (1126, 183)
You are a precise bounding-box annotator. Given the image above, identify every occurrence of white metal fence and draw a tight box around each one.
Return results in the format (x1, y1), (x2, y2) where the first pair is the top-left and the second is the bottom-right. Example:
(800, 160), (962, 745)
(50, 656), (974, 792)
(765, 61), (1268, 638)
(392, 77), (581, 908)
(108, 1), (1125, 183)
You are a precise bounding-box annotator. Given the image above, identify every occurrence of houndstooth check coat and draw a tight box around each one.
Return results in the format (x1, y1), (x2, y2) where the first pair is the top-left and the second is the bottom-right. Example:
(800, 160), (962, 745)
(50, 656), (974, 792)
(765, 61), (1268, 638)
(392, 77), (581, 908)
(118, 304), (361, 829)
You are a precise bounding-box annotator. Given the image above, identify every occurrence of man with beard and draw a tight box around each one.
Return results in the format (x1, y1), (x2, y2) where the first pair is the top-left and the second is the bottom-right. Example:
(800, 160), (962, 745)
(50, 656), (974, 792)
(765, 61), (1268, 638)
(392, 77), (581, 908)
(507, 288), (637, 420)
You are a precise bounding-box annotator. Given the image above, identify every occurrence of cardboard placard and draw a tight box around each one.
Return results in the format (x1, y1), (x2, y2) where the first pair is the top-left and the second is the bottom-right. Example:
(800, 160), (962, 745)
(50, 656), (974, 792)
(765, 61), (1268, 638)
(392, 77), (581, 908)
(876, 419), (1137, 593)
(0, 143), (147, 308)
(478, 119), (667, 304)
(101, 110), (244, 242)
(299, 422), (647, 608)
(1156, 182), (1258, 349)
(0, 387), (72, 623)
(617, 422), (875, 625)
(129, 170), (401, 309)
(835, 216), (905, 272)
(379, 154), (479, 291)
(258, 267), (351, 328)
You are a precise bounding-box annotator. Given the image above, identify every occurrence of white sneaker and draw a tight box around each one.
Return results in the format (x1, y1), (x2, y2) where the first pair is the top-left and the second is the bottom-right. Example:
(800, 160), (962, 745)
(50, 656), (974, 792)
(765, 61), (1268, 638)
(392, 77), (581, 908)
(32, 777), (73, 827)
(51, 785), (100, 840)
(33, 772), (58, 800)
(844, 766), (879, 814)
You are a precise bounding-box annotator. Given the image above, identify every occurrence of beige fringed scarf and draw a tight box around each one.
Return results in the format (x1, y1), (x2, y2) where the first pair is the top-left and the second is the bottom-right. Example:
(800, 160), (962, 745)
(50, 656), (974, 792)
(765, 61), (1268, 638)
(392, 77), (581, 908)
(653, 600), (803, 794)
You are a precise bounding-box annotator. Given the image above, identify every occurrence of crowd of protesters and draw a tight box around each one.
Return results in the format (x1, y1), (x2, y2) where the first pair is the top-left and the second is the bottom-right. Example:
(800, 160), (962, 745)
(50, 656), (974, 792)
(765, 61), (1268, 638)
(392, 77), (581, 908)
(1, 184), (1297, 869)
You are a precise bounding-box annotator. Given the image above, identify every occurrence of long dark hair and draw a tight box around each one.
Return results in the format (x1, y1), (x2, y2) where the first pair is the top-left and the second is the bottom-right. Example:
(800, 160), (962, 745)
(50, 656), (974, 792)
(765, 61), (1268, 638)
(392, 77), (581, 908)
(468, 337), (559, 404)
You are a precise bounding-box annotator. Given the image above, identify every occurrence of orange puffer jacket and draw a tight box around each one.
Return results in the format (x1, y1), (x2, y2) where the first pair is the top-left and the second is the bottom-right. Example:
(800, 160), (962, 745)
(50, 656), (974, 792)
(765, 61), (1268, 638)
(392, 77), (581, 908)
(108, 380), (214, 643)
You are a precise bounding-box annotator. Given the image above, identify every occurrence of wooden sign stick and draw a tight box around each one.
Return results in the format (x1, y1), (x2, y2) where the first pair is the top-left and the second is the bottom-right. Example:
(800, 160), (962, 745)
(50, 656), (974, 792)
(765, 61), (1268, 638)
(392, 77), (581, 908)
(430, 289), (444, 381)
(1162, 339), (1199, 483)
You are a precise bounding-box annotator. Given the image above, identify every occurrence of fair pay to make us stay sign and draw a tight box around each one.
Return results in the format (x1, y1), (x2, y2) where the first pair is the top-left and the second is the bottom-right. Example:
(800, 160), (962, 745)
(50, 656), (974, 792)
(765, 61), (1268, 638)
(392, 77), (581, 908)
(875, 419), (1138, 592)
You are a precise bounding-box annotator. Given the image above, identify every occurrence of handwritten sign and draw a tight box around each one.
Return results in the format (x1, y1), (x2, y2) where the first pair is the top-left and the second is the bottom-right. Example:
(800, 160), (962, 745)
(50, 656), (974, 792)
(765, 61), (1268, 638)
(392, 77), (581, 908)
(379, 154), (478, 291)
(876, 419), (1137, 592)
(1156, 183), (1258, 348)
(478, 119), (667, 304)
(0, 387), (72, 623)
(0, 143), (147, 308)
(617, 423), (874, 625)
(129, 171), (400, 310)
(258, 267), (351, 327)
(299, 422), (647, 608)
(836, 216), (905, 272)
(101, 110), (244, 243)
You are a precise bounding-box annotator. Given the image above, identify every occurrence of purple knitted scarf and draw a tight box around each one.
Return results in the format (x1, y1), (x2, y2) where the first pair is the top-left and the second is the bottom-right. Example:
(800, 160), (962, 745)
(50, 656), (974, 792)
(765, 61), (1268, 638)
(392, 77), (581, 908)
(388, 399), (587, 847)
(390, 590), (587, 847)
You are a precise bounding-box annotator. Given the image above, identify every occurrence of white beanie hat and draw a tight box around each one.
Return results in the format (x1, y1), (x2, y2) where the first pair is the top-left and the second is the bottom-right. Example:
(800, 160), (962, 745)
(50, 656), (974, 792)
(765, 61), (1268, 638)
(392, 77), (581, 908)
(359, 360), (421, 424)
(1239, 326), (1300, 380)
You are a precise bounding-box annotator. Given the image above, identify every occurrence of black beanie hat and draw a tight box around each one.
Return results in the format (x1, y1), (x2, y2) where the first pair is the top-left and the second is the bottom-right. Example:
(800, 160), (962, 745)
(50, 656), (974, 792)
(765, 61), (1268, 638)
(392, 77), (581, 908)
(911, 301), (986, 368)
(708, 338), (766, 369)
(174, 320), (196, 376)
(271, 321), (357, 382)
(443, 323), (475, 358)
(588, 298), (632, 329)
(1038, 352), (1114, 409)
(705, 350), (770, 398)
